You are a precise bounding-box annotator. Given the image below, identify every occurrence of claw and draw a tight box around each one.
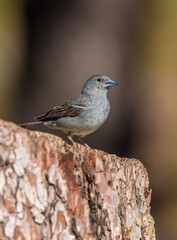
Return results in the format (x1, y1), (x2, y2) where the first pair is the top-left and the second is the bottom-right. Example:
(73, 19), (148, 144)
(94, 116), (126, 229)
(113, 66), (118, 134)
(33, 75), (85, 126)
(67, 135), (75, 145)
(78, 136), (91, 149)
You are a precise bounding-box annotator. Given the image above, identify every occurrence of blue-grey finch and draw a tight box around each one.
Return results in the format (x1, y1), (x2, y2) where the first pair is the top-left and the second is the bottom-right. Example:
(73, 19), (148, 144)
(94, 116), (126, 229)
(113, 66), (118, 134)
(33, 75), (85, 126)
(19, 75), (118, 146)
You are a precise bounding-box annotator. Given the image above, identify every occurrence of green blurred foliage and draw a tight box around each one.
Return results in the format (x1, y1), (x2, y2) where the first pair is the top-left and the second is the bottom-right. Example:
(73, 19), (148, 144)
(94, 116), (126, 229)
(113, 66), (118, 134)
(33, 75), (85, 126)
(0, 0), (25, 116)
(135, 1), (177, 238)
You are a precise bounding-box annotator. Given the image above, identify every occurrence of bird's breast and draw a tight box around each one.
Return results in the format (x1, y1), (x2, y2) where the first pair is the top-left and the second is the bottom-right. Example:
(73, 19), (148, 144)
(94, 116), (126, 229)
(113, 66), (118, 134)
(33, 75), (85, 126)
(79, 96), (110, 126)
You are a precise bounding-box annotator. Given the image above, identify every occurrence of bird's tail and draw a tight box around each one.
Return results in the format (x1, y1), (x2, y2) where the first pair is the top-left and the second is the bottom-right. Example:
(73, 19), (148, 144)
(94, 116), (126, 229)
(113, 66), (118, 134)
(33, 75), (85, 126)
(19, 121), (43, 128)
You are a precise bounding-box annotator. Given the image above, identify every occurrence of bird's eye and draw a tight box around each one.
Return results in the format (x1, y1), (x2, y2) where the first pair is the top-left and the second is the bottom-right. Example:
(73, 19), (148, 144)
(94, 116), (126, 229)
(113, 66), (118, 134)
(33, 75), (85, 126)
(96, 78), (101, 82)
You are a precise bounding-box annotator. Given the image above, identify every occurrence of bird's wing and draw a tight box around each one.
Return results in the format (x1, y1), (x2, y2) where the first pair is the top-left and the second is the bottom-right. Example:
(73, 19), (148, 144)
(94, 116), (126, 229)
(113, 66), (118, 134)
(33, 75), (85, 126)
(34, 94), (90, 121)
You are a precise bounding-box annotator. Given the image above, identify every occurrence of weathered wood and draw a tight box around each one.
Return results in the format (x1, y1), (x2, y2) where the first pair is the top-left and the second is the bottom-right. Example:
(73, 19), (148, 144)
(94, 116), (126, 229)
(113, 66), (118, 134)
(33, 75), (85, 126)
(0, 119), (155, 240)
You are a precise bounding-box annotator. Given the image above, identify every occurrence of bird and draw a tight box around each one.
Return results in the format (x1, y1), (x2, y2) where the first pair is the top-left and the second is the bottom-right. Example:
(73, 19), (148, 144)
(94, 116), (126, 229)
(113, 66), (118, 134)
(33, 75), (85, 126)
(19, 74), (118, 147)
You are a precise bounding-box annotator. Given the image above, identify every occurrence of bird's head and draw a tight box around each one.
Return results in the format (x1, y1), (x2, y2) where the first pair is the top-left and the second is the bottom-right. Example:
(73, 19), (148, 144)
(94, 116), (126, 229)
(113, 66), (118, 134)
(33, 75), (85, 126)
(82, 74), (118, 95)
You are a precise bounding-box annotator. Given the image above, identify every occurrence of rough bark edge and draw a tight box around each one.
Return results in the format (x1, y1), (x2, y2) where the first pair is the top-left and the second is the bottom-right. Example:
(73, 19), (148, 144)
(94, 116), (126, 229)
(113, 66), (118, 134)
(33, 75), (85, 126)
(0, 119), (156, 240)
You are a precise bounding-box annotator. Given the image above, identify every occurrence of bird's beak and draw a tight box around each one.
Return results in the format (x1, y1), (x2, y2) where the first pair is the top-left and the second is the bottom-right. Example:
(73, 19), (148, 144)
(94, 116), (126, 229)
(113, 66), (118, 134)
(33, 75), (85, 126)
(103, 79), (118, 88)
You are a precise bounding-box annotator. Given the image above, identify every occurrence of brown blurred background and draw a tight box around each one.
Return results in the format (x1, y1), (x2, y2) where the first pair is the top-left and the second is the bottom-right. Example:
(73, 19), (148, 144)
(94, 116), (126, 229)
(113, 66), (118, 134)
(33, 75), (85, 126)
(1, 0), (177, 239)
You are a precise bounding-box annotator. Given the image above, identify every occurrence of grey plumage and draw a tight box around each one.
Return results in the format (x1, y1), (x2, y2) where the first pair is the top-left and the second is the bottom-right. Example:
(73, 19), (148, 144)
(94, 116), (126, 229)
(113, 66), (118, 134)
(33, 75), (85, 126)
(19, 74), (117, 146)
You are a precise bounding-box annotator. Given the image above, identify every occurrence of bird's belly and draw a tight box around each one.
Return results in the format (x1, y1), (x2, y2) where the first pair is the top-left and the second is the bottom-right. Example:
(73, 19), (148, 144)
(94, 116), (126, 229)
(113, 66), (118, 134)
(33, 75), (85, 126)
(45, 103), (110, 137)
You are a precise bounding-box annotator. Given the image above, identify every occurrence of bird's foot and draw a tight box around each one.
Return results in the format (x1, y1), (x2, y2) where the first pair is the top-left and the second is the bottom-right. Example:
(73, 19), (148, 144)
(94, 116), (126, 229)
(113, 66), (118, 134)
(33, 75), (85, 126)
(67, 135), (75, 145)
(67, 135), (91, 149)
(84, 143), (91, 149)
(78, 137), (91, 149)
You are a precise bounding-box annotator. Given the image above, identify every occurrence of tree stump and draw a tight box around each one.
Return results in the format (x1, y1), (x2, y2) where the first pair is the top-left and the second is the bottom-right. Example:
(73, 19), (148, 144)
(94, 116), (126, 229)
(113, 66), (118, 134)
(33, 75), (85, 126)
(0, 119), (155, 240)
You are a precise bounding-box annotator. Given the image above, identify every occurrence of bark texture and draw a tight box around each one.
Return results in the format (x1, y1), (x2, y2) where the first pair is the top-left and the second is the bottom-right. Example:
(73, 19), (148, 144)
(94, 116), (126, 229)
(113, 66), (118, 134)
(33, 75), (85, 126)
(0, 119), (155, 240)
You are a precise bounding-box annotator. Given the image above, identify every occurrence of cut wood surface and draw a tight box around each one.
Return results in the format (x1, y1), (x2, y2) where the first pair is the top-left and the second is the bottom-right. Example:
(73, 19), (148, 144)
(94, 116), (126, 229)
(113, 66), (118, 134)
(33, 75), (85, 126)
(0, 119), (155, 240)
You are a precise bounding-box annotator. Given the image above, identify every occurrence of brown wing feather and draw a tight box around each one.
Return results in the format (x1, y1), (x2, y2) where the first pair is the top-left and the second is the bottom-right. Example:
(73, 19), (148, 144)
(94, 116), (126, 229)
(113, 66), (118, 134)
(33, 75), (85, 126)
(34, 103), (83, 121)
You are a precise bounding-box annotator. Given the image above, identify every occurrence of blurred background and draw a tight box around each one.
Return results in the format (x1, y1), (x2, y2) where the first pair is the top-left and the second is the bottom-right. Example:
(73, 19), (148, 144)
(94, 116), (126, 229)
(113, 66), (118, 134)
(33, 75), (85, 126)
(0, 0), (177, 239)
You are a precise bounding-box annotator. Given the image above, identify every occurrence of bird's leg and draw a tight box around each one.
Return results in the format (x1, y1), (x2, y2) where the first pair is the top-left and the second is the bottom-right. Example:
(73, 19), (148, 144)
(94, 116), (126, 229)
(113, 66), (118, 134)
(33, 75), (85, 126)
(78, 136), (91, 149)
(67, 133), (75, 145)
